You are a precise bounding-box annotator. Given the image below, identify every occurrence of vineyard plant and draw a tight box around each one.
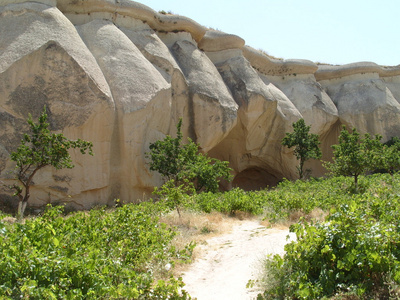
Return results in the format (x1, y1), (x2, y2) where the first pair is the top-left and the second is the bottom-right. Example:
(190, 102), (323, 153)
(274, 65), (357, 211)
(0, 203), (193, 299)
(258, 173), (400, 299)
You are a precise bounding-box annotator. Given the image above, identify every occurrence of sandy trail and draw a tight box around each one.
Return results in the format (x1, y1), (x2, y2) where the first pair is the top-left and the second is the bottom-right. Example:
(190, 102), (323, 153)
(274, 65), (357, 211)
(181, 220), (295, 300)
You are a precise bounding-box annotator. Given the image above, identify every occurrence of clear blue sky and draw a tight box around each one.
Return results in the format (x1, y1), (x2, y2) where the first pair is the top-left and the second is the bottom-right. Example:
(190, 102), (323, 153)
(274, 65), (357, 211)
(139, 0), (399, 66)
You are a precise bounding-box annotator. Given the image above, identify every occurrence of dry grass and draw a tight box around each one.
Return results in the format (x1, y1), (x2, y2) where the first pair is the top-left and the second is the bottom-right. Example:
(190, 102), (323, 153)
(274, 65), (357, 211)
(1, 216), (17, 224)
(261, 207), (329, 229)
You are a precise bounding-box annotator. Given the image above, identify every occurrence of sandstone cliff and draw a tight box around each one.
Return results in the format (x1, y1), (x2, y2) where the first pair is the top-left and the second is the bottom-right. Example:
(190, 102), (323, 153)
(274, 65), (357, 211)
(0, 0), (399, 209)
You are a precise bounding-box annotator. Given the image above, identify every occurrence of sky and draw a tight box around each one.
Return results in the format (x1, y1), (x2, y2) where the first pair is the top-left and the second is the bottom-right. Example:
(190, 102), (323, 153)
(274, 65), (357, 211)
(139, 0), (399, 66)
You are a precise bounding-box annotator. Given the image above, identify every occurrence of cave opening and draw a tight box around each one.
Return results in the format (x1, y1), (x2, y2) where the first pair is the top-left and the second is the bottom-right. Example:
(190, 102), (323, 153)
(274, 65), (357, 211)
(232, 167), (281, 191)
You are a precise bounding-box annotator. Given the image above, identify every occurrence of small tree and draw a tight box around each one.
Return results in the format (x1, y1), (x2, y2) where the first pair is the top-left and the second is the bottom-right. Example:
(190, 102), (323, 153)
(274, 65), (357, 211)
(10, 106), (93, 218)
(282, 118), (322, 179)
(381, 137), (400, 175)
(153, 179), (195, 218)
(146, 119), (232, 193)
(325, 126), (383, 190)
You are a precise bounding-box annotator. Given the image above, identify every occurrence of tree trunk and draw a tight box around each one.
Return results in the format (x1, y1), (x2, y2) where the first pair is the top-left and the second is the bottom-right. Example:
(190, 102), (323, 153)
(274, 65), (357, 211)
(17, 201), (28, 220)
(176, 203), (182, 219)
(354, 175), (358, 191)
(17, 200), (28, 220)
(16, 186), (30, 220)
(17, 200), (23, 219)
(299, 160), (305, 180)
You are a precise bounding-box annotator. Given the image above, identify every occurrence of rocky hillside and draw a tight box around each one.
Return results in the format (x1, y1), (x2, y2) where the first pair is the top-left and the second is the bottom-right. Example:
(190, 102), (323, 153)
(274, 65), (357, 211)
(1, 0), (399, 209)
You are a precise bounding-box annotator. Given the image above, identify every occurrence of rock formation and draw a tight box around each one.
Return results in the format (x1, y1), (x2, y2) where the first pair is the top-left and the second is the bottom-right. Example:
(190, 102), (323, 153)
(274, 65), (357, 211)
(0, 0), (399, 209)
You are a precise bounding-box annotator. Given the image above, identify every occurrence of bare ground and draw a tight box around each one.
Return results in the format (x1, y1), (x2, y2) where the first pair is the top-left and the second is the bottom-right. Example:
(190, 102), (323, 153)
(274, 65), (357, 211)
(180, 219), (295, 300)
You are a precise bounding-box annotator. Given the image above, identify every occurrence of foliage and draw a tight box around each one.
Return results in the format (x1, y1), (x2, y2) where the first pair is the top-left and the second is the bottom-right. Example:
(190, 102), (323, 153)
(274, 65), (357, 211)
(381, 137), (400, 175)
(147, 119), (232, 192)
(153, 179), (196, 218)
(261, 177), (351, 223)
(9, 106), (93, 218)
(325, 126), (384, 190)
(0, 203), (193, 299)
(183, 176), (366, 221)
(158, 10), (173, 15)
(259, 174), (400, 299)
(178, 173), (400, 225)
(282, 119), (321, 179)
(189, 188), (266, 216)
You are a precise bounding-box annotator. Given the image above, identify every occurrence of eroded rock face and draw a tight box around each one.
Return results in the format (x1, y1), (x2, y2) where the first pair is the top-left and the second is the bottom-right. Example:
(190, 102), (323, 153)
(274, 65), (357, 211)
(76, 19), (172, 201)
(0, 0), (399, 208)
(171, 40), (238, 151)
(210, 53), (301, 187)
(317, 71), (400, 141)
(0, 1), (115, 209)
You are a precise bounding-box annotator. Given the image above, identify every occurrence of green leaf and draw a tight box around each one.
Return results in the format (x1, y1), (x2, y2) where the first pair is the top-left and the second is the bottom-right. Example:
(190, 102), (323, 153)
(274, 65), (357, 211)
(53, 237), (59, 247)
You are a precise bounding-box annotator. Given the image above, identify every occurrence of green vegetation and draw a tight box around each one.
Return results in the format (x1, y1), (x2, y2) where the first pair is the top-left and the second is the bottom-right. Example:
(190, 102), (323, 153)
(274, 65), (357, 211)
(381, 137), (400, 175)
(0, 203), (193, 299)
(158, 10), (174, 15)
(179, 174), (400, 299)
(282, 118), (321, 179)
(9, 107), (93, 219)
(3, 173), (400, 299)
(259, 173), (400, 299)
(183, 175), (393, 222)
(147, 119), (232, 193)
(1, 174), (400, 299)
(325, 126), (384, 190)
(153, 178), (196, 218)
(147, 119), (232, 216)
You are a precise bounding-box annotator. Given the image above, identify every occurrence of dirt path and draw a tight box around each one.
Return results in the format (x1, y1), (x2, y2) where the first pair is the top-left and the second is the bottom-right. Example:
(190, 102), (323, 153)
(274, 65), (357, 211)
(181, 220), (295, 300)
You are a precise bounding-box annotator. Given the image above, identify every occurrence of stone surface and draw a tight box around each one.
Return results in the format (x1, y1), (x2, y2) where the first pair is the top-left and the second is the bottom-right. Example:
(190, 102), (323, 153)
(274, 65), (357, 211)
(319, 72), (400, 141)
(0, 1), (114, 209)
(0, 0), (399, 209)
(77, 19), (172, 201)
(57, 0), (207, 42)
(243, 46), (318, 76)
(171, 40), (238, 151)
(198, 30), (245, 52)
(210, 54), (302, 188)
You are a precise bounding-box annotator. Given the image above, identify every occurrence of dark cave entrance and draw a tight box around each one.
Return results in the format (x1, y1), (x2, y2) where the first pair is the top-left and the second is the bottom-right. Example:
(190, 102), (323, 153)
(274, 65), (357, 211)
(232, 167), (281, 191)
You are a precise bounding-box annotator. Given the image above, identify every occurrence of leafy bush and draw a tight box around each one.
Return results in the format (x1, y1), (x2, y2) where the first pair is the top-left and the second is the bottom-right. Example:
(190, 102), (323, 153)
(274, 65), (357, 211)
(380, 137), (400, 175)
(260, 174), (400, 299)
(185, 176), (363, 220)
(325, 126), (384, 190)
(154, 179), (196, 217)
(0, 203), (193, 299)
(188, 188), (266, 215)
(261, 176), (355, 222)
(146, 119), (232, 193)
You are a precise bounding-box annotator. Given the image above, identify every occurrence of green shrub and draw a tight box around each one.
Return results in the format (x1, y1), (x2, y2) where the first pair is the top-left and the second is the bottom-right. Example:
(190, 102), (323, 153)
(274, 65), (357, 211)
(146, 119), (232, 193)
(189, 188), (266, 215)
(325, 126), (385, 190)
(260, 175), (400, 299)
(185, 176), (370, 220)
(261, 176), (353, 222)
(154, 179), (196, 218)
(0, 203), (193, 299)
